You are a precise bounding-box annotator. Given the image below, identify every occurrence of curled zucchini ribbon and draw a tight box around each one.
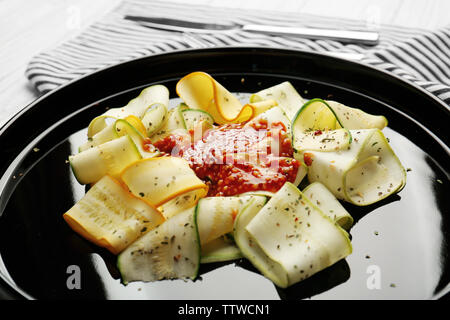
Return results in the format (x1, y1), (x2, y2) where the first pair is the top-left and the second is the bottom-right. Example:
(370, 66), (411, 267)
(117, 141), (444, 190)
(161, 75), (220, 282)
(196, 196), (263, 245)
(79, 118), (159, 157)
(234, 182), (352, 288)
(87, 85), (170, 137)
(69, 135), (142, 185)
(148, 103), (188, 143)
(291, 98), (404, 206)
(196, 195), (267, 264)
(302, 182), (353, 230)
(200, 236), (243, 264)
(292, 98), (352, 153)
(245, 105), (293, 142)
(117, 195), (269, 282)
(304, 129), (406, 206)
(176, 71), (277, 124)
(141, 103), (168, 137)
(325, 100), (388, 130)
(70, 119), (160, 185)
(70, 84), (171, 185)
(118, 206), (200, 283)
(250, 81), (305, 122)
(181, 108), (214, 137)
(250, 81), (387, 131)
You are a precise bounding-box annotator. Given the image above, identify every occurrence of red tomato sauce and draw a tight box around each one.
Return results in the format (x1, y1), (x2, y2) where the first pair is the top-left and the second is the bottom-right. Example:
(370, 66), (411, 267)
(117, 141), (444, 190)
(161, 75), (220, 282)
(146, 119), (300, 197)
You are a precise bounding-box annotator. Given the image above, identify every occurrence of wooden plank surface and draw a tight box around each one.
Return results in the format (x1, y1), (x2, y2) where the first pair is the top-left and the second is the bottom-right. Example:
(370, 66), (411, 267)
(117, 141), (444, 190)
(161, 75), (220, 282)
(0, 0), (449, 127)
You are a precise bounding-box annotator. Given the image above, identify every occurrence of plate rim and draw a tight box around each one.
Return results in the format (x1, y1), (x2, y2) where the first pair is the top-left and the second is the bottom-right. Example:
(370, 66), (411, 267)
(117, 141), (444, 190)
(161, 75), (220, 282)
(2, 46), (449, 135)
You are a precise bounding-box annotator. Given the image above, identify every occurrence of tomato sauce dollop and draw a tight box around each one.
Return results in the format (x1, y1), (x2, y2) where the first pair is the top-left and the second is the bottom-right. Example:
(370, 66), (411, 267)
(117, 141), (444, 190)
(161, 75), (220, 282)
(147, 119), (300, 197)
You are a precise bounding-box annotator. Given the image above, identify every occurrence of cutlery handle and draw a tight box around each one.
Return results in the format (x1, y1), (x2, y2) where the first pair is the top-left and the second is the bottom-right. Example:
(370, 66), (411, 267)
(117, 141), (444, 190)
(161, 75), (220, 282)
(242, 24), (379, 46)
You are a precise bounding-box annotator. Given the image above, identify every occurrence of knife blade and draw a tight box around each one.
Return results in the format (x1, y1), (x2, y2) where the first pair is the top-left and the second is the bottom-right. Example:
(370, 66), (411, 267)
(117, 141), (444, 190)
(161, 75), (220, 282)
(124, 15), (379, 46)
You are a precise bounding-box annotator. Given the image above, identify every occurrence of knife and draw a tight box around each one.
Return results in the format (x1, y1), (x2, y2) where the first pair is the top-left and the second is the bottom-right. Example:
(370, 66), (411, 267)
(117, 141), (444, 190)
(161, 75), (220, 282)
(124, 15), (379, 46)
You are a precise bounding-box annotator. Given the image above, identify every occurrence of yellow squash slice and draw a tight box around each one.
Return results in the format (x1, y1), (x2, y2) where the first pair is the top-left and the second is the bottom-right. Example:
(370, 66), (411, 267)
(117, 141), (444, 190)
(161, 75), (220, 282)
(176, 71), (277, 124)
(120, 157), (208, 207)
(63, 175), (164, 254)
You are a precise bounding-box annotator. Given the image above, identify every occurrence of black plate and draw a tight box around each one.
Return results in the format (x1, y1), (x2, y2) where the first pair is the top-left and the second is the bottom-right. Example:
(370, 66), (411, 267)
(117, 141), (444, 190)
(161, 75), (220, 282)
(0, 47), (448, 300)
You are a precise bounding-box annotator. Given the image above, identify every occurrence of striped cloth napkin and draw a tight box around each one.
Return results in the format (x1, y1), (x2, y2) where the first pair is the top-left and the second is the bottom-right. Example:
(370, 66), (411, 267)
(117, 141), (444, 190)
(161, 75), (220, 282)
(26, 0), (450, 106)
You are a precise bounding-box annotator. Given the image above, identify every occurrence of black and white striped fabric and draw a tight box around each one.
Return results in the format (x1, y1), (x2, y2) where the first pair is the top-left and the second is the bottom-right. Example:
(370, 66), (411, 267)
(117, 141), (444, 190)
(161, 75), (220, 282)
(26, 0), (450, 105)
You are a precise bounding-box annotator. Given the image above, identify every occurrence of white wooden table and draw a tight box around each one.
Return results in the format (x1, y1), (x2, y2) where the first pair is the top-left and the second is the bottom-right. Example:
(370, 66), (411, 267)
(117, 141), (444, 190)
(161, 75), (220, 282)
(1, 0), (449, 128)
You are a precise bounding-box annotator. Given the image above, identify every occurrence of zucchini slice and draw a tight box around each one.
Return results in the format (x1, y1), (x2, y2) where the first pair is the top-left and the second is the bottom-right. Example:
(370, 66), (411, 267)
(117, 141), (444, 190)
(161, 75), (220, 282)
(200, 235), (243, 264)
(88, 85), (170, 137)
(240, 182), (352, 288)
(63, 175), (164, 255)
(250, 81), (305, 121)
(196, 195), (256, 245)
(293, 99), (342, 130)
(141, 103), (168, 137)
(294, 160), (308, 186)
(196, 196), (267, 263)
(149, 103), (188, 143)
(78, 123), (118, 153)
(238, 191), (276, 198)
(124, 115), (148, 137)
(305, 129), (406, 206)
(245, 106), (292, 141)
(181, 109), (215, 142)
(69, 135), (142, 185)
(78, 119), (159, 159)
(293, 129), (352, 153)
(117, 205), (200, 284)
(114, 119), (160, 158)
(245, 99), (278, 118)
(326, 100), (388, 130)
(181, 109), (214, 131)
(302, 182), (353, 230)
(120, 157), (208, 207)
(233, 196), (287, 286)
(292, 99), (351, 153)
(158, 189), (204, 220)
